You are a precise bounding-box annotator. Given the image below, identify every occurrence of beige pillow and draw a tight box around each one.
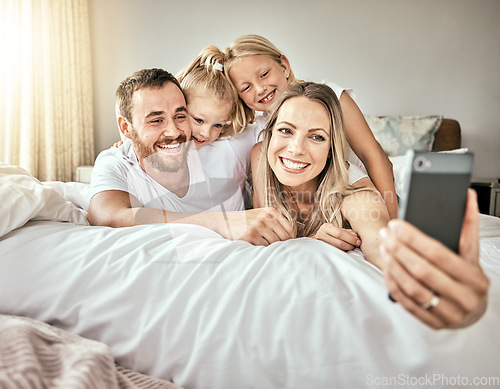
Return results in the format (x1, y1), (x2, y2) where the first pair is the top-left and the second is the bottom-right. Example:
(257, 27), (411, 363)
(365, 115), (443, 156)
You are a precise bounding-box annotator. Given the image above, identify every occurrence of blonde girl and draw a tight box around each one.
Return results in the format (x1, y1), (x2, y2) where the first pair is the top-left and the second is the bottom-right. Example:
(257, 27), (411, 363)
(175, 45), (264, 211)
(176, 45), (249, 148)
(224, 34), (398, 219)
(253, 81), (389, 267)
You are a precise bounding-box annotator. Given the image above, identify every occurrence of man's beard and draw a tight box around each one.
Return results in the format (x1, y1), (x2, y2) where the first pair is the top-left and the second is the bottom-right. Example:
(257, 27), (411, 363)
(130, 129), (191, 173)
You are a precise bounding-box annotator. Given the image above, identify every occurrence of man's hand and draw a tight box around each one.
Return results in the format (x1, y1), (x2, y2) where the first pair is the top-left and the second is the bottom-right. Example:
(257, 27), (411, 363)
(222, 207), (294, 246)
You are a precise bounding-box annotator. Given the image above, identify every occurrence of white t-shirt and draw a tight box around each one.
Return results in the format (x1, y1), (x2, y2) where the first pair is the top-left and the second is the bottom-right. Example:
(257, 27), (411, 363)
(253, 80), (367, 185)
(347, 163), (367, 185)
(91, 124), (259, 213)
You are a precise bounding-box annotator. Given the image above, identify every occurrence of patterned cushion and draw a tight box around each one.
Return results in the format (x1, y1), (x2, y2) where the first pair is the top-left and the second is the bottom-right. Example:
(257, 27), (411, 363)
(365, 115), (443, 156)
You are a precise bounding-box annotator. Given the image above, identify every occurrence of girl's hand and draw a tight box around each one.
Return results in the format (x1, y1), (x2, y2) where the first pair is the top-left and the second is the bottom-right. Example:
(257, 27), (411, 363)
(313, 223), (361, 251)
(380, 190), (489, 329)
(112, 140), (124, 148)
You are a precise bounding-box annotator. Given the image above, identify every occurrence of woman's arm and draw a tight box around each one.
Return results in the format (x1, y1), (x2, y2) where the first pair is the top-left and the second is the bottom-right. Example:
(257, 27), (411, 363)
(339, 92), (398, 219)
(341, 190), (391, 270)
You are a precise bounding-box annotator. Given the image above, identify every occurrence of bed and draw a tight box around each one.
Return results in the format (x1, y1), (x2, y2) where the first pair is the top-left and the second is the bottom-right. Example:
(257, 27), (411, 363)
(1, 119), (499, 389)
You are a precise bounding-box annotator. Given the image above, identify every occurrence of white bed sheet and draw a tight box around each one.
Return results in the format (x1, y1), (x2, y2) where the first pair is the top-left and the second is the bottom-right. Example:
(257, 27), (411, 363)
(1, 169), (500, 388)
(1, 214), (499, 388)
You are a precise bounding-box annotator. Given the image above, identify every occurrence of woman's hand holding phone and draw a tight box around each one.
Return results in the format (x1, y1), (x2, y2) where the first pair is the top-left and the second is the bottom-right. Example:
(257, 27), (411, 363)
(379, 190), (490, 329)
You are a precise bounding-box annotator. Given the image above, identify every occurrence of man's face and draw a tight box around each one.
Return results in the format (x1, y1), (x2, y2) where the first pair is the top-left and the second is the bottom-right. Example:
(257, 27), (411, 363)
(126, 82), (192, 172)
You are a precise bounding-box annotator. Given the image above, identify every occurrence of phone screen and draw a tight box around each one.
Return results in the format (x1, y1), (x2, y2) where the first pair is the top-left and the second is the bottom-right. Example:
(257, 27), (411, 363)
(399, 151), (474, 253)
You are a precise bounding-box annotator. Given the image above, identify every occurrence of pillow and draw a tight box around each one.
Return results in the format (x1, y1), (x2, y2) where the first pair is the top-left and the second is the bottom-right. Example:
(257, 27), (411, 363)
(365, 115), (443, 156)
(44, 181), (93, 211)
(390, 148), (469, 200)
(388, 154), (408, 199)
(0, 163), (89, 237)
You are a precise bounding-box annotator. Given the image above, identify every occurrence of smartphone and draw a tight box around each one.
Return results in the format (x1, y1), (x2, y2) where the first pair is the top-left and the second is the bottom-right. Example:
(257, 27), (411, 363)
(399, 150), (474, 253)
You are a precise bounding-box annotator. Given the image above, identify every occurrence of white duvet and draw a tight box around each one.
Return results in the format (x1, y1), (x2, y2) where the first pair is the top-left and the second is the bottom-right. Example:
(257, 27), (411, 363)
(1, 164), (500, 388)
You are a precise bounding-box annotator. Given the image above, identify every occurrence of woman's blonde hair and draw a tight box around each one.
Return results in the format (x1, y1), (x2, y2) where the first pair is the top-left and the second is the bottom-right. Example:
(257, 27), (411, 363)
(176, 46), (247, 137)
(224, 34), (298, 125)
(260, 82), (373, 237)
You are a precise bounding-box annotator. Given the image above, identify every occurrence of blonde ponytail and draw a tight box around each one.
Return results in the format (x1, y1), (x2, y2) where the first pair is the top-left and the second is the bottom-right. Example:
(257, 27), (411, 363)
(177, 46), (249, 137)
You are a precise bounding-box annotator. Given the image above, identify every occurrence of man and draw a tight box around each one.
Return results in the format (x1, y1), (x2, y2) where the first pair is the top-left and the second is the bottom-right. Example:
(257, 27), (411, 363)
(88, 68), (293, 245)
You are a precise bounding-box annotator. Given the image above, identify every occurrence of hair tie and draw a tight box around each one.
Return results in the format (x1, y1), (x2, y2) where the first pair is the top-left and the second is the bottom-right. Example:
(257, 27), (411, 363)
(213, 63), (224, 72)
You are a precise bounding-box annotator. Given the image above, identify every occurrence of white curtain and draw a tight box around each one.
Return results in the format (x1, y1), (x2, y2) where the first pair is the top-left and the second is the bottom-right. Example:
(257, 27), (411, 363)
(0, 0), (94, 181)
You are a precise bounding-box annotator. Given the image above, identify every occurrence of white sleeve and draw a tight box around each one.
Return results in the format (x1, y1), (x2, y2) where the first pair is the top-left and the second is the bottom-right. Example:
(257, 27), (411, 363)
(348, 162), (368, 185)
(321, 80), (356, 102)
(227, 123), (260, 173)
(90, 149), (137, 199)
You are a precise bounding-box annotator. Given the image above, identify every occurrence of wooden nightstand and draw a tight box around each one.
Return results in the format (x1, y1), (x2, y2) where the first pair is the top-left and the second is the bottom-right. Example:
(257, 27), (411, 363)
(470, 178), (500, 217)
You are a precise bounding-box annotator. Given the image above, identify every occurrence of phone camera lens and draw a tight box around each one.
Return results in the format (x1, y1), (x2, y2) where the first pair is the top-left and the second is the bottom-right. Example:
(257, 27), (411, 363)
(414, 156), (427, 172)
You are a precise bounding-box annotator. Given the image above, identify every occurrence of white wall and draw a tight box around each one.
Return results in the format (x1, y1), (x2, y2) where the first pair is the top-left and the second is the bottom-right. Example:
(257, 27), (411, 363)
(89, 0), (500, 178)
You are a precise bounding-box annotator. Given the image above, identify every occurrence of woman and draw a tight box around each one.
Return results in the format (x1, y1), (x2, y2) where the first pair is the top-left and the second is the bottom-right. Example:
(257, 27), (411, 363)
(251, 81), (389, 268)
(252, 81), (489, 329)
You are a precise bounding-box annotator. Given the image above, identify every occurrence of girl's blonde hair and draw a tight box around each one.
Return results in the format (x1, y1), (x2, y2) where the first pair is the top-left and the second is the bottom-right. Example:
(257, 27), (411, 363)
(224, 34), (298, 124)
(260, 82), (373, 237)
(176, 45), (247, 137)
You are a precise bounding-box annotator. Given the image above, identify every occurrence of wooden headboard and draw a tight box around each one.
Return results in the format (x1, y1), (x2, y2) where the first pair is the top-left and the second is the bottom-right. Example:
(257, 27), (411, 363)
(432, 118), (461, 151)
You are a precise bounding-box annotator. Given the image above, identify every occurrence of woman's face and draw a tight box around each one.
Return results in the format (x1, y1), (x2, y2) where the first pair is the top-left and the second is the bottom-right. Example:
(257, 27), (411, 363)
(228, 54), (290, 113)
(267, 96), (331, 193)
(186, 89), (232, 149)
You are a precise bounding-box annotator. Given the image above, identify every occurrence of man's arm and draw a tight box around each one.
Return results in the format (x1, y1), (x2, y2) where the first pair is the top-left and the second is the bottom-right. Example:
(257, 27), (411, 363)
(88, 190), (163, 227)
(88, 190), (294, 246)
